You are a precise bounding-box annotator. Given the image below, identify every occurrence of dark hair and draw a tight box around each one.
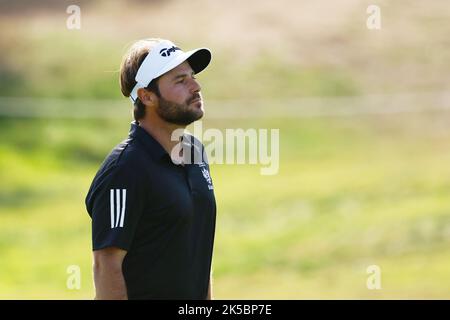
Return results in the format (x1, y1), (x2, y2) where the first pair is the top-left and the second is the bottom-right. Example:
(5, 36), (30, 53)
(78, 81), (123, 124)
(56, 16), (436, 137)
(119, 39), (162, 121)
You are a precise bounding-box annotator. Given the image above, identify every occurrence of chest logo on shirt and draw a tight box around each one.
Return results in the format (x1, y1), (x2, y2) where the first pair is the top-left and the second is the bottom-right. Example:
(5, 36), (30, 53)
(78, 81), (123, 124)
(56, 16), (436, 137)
(200, 167), (214, 190)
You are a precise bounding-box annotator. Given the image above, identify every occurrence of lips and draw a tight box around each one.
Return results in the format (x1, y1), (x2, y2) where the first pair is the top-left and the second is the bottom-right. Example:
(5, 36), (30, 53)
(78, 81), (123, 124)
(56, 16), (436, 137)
(189, 93), (202, 104)
(190, 98), (202, 104)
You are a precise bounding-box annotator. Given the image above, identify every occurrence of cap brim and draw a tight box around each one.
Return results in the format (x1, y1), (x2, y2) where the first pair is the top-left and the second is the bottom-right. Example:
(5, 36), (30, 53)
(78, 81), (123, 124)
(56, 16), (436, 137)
(186, 48), (211, 74)
(154, 48), (211, 79)
(130, 46), (212, 103)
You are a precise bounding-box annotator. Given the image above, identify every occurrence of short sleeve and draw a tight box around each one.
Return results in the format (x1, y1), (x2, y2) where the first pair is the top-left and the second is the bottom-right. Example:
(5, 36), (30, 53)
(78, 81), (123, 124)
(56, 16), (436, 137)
(89, 165), (146, 251)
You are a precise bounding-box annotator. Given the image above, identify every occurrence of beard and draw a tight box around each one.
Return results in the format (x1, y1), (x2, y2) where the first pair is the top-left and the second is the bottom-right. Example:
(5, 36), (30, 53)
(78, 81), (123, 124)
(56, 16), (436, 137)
(155, 93), (204, 126)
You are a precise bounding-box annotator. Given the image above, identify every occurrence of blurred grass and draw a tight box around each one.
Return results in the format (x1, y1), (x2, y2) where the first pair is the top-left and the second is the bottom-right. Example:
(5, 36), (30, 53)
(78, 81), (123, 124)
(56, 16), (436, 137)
(0, 30), (359, 100)
(1, 111), (450, 299)
(1, 0), (450, 299)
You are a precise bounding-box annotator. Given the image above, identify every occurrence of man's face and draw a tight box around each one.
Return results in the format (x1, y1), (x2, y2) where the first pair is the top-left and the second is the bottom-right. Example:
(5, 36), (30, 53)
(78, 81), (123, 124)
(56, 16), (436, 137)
(155, 61), (204, 126)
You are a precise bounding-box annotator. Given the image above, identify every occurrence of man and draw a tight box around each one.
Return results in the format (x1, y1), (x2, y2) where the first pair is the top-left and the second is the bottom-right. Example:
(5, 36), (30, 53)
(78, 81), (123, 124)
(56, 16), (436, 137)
(85, 38), (216, 299)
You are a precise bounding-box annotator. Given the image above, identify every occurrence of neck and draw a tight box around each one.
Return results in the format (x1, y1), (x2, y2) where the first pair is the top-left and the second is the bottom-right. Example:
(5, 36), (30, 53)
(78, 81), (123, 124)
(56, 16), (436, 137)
(138, 116), (186, 156)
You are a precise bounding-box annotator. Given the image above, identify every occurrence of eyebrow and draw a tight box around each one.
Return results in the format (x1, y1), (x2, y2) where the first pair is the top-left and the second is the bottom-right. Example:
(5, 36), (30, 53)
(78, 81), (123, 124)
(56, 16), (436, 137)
(172, 71), (196, 81)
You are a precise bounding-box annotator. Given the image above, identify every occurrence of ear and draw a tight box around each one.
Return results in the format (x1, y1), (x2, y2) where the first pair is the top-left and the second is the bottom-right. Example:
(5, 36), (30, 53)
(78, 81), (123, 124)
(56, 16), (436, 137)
(137, 88), (157, 106)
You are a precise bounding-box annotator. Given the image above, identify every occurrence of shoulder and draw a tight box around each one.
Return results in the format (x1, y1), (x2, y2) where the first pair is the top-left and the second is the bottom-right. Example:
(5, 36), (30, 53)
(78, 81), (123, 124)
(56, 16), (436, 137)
(92, 138), (148, 186)
(86, 137), (150, 215)
(105, 137), (148, 168)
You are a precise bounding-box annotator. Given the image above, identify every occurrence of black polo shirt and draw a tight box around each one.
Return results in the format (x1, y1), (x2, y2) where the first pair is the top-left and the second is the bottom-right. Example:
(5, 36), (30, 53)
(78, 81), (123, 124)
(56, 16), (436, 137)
(85, 121), (216, 299)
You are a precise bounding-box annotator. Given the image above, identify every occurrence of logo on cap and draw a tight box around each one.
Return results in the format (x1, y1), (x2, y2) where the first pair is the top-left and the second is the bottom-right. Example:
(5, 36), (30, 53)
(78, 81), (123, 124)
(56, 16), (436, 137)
(159, 46), (181, 57)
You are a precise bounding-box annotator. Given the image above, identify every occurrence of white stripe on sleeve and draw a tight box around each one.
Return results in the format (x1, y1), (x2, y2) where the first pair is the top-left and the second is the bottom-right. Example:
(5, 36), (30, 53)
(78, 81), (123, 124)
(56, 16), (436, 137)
(115, 189), (121, 227)
(119, 189), (126, 227)
(110, 189), (115, 229)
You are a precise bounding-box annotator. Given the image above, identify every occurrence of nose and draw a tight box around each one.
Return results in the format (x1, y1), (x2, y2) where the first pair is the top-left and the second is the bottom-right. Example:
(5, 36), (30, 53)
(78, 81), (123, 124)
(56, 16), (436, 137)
(189, 77), (201, 93)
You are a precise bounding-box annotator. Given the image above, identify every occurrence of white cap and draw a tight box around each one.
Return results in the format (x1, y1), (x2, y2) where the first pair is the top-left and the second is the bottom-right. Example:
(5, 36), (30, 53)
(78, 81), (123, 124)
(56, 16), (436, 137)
(129, 40), (211, 103)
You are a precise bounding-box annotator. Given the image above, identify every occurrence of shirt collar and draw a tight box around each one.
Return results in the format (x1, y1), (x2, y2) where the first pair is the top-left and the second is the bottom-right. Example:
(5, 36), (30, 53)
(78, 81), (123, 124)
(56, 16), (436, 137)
(128, 121), (205, 165)
(128, 121), (168, 162)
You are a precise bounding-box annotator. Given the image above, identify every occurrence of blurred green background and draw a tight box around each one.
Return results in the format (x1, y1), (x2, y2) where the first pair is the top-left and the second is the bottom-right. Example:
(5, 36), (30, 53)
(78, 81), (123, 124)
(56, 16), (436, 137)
(1, 0), (450, 299)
